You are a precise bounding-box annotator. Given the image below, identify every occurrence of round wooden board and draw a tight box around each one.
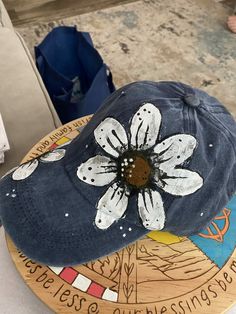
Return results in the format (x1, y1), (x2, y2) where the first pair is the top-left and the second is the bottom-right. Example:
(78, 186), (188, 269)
(6, 116), (236, 314)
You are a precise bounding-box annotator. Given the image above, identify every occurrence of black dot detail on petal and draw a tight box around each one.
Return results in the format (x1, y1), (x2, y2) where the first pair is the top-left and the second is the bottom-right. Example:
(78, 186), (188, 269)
(143, 108), (146, 111)
(148, 111), (151, 113)
(101, 129), (103, 131)
(177, 156), (180, 159)
(179, 139), (182, 142)
(139, 117), (142, 121)
(83, 176), (86, 180)
(88, 167), (92, 170)
(137, 113), (140, 116)
(102, 145), (106, 148)
(91, 179), (95, 182)
(163, 142), (165, 145)
(98, 219), (102, 223)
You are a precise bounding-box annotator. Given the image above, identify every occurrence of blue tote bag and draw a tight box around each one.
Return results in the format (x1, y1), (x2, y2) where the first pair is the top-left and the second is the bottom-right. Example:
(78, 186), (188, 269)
(35, 26), (115, 124)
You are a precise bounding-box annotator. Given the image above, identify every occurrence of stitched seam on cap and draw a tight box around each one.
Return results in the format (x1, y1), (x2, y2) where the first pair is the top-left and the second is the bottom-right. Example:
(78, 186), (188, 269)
(17, 183), (120, 248)
(198, 107), (236, 154)
(18, 176), (145, 247)
(12, 183), (143, 250)
(13, 175), (140, 247)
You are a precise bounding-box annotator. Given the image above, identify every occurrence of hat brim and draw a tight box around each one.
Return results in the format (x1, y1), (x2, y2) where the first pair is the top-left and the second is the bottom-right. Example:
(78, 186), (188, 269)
(0, 153), (148, 266)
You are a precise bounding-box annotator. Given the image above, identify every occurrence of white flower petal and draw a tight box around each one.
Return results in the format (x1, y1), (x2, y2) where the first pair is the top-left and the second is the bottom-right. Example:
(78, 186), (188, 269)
(160, 168), (203, 196)
(130, 103), (162, 150)
(94, 118), (128, 158)
(40, 149), (66, 162)
(77, 155), (117, 187)
(95, 182), (130, 229)
(138, 189), (165, 230)
(154, 134), (197, 169)
(12, 160), (39, 181)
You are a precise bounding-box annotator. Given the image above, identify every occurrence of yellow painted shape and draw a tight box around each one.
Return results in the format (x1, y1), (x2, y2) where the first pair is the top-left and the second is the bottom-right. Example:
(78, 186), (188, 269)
(147, 231), (184, 244)
(56, 137), (70, 146)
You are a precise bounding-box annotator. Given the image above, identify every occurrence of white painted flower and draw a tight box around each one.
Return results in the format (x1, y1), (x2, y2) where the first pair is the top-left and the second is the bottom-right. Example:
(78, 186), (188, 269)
(40, 149), (66, 163)
(78, 103), (203, 231)
(12, 159), (39, 181)
(12, 149), (66, 181)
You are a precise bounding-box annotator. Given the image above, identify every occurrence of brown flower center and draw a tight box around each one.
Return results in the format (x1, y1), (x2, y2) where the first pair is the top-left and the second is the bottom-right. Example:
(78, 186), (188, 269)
(119, 153), (151, 188)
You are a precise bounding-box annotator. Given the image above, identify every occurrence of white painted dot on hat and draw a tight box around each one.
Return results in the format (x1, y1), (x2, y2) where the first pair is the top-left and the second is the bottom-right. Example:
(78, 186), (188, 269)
(200, 212), (204, 217)
(129, 158), (134, 162)
(120, 226), (123, 230)
(12, 189), (16, 192)
(6, 193), (9, 196)
(128, 227), (132, 232)
(132, 164), (135, 168)
(11, 194), (17, 198)
(209, 144), (213, 147)
(65, 213), (69, 217)
(123, 233), (126, 237)
(85, 144), (88, 149)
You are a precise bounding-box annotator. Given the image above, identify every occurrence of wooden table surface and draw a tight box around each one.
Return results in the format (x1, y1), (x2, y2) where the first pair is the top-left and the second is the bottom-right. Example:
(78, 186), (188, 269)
(6, 116), (236, 314)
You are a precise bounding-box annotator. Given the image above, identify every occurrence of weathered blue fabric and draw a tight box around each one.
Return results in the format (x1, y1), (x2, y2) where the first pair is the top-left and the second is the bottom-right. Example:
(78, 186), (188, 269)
(0, 81), (235, 266)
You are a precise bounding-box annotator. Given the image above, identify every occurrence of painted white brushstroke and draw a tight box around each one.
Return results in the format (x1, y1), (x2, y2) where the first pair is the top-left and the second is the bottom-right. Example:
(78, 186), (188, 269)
(12, 159), (39, 181)
(77, 155), (117, 187)
(102, 288), (118, 302)
(40, 149), (66, 162)
(73, 274), (91, 291)
(95, 182), (129, 229)
(94, 117), (128, 158)
(161, 168), (203, 196)
(154, 134), (196, 170)
(138, 189), (165, 230)
(130, 103), (161, 150)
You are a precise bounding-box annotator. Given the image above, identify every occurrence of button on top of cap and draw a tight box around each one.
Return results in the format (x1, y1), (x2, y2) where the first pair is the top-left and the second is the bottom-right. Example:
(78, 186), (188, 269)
(183, 94), (200, 107)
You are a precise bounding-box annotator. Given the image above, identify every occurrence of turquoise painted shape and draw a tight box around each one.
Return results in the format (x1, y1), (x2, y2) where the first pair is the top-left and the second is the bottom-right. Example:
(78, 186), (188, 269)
(190, 195), (236, 268)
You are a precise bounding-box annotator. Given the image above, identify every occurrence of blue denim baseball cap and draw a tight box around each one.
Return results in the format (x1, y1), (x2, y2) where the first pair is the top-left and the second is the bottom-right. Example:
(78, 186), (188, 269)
(0, 81), (236, 266)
